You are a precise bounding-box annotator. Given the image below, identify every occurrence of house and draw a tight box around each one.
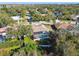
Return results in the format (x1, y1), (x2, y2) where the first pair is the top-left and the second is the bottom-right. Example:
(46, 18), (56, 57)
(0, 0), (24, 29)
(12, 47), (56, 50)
(58, 23), (74, 30)
(26, 10), (30, 14)
(0, 27), (7, 36)
(11, 16), (21, 24)
(40, 14), (47, 16)
(32, 22), (51, 48)
(53, 10), (63, 17)
(71, 15), (79, 24)
(44, 8), (48, 12)
(32, 22), (49, 41)
(11, 16), (20, 21)
(70, 24), (79, 35)
(0, 27), (7, 42)
(55, 18), (61, 24)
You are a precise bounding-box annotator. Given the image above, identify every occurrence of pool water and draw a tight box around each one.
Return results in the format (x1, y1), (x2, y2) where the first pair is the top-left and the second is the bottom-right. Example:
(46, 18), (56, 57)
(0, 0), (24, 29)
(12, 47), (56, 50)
(38, 32), (49, 40)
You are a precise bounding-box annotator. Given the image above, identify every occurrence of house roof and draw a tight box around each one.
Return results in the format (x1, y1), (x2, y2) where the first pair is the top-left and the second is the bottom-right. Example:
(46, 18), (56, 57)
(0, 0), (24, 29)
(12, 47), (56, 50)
(71, 14), (79, 20)
(32, 23), (48, 33)
(40, 14), (47, 16)
(58, 23), (74, 30)
(0, 27), (7, 33)
(11, 16), (20, 20)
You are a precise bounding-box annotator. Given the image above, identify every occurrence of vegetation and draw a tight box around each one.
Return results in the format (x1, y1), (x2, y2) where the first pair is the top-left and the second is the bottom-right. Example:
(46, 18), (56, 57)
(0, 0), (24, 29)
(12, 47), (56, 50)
(0, 4), (79, 56)
(0, 13), (15, 27)
(49, 30), (79, 56)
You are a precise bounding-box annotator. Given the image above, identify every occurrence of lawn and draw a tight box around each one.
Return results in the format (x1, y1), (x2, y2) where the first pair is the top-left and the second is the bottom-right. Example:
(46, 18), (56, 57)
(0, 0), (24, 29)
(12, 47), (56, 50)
(0, 39), (23, 56)
(0, 39), (22, 50)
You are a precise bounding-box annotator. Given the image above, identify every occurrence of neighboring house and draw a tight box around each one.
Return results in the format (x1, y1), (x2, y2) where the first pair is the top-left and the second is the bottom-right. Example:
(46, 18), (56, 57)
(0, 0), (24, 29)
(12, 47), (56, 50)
(25, 11), (32, 23)
(11, 16), (21, 24)
(70, 21), (76, 25)
(0, 27), (7, 36)
(54, 10), (63, 17)
(58, 23), (74, 30)
(26, 10), (31, 16)
(55, 18), (61, 24)
(26, 16), (32, 24)
(0, 27), (7, 42)
(26, 16), (31, 20)
(75, 15), (79, 24)
(40, 14), (47, 16)
(11, 16), (20, 21)
(44, 8), (48, 12)
(71, 15), (79, 24)
(32, 22), (49, 41)
(39, 21), (53, 25)
(26, 10), (30, 14)
(70, 24), (79, 35)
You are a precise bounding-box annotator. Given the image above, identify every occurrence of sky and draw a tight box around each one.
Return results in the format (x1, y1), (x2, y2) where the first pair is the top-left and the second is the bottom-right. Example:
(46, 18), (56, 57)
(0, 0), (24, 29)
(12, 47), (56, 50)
(0, 2), (79, 4)
(0, 0), (78, 4)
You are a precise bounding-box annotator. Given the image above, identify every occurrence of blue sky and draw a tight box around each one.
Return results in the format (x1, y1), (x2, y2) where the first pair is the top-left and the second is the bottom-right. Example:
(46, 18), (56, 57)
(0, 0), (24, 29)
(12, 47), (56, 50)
(0, 2), (79, 4)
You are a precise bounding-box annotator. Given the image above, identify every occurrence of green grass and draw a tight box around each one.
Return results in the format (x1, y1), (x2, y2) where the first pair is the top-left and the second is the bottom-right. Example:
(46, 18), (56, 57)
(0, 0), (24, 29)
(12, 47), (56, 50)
(0, 39), (22, 50)
(5, 45), (20, 51)
(0, 37), (34, 51)
(24, 37), (31, 43)
(24, 37), (36, 44)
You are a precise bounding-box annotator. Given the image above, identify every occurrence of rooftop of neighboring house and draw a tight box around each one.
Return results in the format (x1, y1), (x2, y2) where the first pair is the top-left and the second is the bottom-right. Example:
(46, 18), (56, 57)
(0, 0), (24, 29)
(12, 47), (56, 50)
(55, 18), (61, 24)
(58, 23), (74, 30)
(11, 16), (20, 21)
(32, 22), (48, 33)
(71, 14), (79, 21)
(0, 27), (7, 36)
(26, 10), (30, 14)
(40, 14), (47, 16)
(25, 16), (31, 20)
(0, 27), (7, 33)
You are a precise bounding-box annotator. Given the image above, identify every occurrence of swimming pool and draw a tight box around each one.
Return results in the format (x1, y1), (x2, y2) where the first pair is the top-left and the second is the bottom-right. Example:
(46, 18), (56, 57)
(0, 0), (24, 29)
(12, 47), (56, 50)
(34, 31), (49, 40)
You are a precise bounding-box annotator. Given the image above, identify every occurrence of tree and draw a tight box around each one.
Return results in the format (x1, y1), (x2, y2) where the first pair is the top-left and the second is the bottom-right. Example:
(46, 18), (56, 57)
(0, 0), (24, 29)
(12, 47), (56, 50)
(56, 30), (78, 56)
(7, 24), (33, 39)
(20, 10), (26, 17)
(49, 30), (79, 56)
(0, 13), (15, 27)
(12, 48), (26, 56)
